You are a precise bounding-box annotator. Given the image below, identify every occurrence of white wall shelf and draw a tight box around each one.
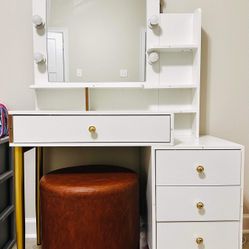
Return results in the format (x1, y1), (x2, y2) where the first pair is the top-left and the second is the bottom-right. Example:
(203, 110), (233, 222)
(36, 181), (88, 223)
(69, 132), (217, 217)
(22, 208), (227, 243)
(30, 82), (145, 89)
(147, 44), (198, 53)
(163, 108), (197, 114)
(31, 83), (199, 90)
(145, 84), (198, 89)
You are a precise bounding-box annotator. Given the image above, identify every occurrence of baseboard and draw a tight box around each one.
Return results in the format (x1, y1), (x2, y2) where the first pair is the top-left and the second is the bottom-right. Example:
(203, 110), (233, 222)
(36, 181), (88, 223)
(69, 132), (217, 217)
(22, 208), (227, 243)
(25, 218), (36, 239)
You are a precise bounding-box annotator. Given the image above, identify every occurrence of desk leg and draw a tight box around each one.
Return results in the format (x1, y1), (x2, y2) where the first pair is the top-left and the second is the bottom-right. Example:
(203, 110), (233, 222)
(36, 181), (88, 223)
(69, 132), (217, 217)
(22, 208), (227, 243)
(14, 147), (25, 249)
(36, 147), (43, 245)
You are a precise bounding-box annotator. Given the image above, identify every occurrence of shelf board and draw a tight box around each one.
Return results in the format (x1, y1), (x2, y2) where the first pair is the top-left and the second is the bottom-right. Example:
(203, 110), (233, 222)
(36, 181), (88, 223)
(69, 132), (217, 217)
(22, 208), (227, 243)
(159, 106), (197, 114)
(147, 44), (198, 53)
(30, 82), (145, 89)
(145, 83), (198, 89)
(31, 83), (198, 90)
(170, 108), (197, 114)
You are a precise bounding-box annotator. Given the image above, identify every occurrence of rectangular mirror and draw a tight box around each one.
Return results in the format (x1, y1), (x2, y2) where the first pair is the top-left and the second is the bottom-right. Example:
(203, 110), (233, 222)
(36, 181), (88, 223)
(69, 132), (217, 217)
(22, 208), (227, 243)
(47, 0), (146, 83)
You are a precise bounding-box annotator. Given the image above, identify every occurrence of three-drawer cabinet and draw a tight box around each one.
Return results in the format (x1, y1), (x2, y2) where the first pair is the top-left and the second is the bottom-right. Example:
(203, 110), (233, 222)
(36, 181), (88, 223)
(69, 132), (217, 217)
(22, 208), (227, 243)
(155, 148), (243, 249)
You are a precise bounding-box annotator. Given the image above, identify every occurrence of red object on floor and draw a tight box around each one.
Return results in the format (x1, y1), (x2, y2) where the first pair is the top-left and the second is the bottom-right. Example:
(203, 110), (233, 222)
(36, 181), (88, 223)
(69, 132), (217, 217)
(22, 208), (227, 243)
(40, 165), (139, 249)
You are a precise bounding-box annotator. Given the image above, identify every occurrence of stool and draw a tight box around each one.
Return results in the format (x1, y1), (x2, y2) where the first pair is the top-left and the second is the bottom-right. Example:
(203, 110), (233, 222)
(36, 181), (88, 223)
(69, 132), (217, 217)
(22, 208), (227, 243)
(40, 165), (139, 249)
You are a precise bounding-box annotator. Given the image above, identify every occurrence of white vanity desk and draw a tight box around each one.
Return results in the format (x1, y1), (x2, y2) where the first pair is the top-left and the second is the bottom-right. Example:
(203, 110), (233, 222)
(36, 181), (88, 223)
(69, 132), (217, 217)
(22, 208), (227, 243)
(10, 0), (244, 248)
(9, 116), (244, 249)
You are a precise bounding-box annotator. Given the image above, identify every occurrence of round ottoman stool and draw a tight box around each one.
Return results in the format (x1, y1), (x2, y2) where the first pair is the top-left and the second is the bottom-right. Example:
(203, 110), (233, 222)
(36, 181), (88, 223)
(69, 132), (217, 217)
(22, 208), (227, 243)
(40, 165), (139, 249)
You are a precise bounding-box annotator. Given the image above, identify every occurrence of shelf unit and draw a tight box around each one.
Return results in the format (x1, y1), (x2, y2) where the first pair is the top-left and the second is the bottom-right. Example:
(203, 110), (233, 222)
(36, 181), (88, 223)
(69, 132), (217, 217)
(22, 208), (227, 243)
(0, 137), (15, 249)
(146, 9), (201, 137)
(31, 8), (202, 138)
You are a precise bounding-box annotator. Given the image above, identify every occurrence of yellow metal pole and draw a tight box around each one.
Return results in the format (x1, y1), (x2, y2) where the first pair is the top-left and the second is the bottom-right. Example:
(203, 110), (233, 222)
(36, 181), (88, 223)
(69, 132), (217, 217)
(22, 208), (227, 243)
(35, 147), (43, 245)
(14, 147), (25, 249)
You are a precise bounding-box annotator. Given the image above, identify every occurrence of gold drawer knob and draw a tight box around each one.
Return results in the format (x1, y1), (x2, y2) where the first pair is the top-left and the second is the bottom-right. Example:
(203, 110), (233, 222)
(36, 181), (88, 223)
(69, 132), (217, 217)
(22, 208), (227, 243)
(196, 165), (204, 173)
(196, 202), (204, 209)
(88, 126), (96, 133)
(196, 237), (204, 245)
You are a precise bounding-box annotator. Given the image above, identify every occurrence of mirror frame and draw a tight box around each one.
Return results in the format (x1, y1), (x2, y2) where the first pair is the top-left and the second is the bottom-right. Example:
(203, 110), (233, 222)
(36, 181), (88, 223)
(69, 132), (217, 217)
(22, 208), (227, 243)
(32, 0), (160, 86)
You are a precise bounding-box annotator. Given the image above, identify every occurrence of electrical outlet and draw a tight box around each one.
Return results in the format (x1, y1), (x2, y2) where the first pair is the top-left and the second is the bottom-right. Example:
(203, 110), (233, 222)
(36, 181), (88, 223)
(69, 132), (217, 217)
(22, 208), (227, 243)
(76, 68), (82, 77)
(120, 69), (128, 78)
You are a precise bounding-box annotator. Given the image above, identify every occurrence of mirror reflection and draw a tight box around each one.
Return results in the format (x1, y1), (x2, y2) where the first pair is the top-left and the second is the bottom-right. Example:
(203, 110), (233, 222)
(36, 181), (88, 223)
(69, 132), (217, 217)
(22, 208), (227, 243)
(47, 0), (146, 82)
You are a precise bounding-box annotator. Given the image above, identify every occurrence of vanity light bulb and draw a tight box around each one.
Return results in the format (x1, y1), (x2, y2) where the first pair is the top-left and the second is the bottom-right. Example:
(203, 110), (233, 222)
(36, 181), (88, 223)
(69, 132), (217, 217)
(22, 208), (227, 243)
(148, 52), (159, 64)
(148, 15), (159, 29)
(34, 53), (46, 64)
(32, 15), (45, 28)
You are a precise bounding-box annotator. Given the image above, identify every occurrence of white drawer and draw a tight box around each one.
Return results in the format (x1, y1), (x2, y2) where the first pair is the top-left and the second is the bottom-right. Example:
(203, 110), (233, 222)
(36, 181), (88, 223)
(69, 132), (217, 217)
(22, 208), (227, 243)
(157, 222), (240, 249)
(156, 186), (240, 221)
(156, 150), (241, 185)
(12, 114), (172, 143)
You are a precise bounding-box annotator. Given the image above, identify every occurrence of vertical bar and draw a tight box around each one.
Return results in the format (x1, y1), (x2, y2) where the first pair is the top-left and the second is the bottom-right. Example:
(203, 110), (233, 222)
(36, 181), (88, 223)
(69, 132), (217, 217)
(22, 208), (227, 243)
(14, 147), (25, 249)
(36, 147), (43, 245)
(85, 88), (89, 111)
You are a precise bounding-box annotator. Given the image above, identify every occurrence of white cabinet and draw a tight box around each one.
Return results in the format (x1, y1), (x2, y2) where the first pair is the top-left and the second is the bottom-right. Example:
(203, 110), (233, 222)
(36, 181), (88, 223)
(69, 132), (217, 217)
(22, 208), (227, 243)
(152, 145), (243, 249)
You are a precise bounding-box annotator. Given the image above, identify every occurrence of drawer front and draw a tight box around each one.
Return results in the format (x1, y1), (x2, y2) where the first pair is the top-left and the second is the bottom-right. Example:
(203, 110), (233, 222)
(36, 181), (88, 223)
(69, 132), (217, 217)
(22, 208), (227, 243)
(157, 222), (240, 249)
(156, 186), (240, 221)
(13, 114), (171, 143)
(156, 150), (241, 185)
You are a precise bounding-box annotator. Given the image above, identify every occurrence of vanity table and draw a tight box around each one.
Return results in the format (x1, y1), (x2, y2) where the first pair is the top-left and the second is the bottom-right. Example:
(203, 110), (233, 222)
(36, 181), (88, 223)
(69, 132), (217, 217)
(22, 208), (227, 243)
(9, 0), (244, 248)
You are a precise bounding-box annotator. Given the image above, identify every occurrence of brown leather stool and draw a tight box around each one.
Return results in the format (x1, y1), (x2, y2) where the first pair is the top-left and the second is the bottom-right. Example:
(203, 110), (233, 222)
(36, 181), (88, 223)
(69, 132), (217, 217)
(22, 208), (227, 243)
(40, 165), (139, 249)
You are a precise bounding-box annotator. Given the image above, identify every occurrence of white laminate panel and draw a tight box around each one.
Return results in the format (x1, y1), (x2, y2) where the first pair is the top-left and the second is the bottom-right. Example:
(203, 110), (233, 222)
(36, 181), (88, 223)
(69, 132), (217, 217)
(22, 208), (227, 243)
(12, 114), (171, 143)
(156, 186), (240, 221)
(157, 222), (240, 249)
(156, 150), (241, 185)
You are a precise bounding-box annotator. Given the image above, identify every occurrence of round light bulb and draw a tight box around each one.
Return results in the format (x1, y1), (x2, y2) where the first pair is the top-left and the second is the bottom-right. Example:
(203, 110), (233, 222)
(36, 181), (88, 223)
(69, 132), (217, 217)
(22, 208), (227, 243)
(148, 15), (159, 29)
(34, 53), (46, 64)
(148, 52), (159, 64)
(32, 15), (45, 28)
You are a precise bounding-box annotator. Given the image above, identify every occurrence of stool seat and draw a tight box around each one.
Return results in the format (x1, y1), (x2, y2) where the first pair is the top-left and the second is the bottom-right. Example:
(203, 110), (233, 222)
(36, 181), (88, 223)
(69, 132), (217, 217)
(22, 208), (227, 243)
(40, 165), (139, 249)
(41, 165), (137, 194)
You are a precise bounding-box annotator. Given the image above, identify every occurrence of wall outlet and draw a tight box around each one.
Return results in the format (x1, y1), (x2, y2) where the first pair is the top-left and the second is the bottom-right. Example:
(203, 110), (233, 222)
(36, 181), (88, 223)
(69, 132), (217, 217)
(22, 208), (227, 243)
(120, 69), (128, 78)
(76, 68), (82, 77)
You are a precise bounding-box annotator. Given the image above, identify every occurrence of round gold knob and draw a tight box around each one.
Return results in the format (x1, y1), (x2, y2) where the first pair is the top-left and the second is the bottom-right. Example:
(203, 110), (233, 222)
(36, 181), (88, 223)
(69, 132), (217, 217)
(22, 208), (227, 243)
(196, 165), (204, 173)
(196, 237), (204, 245)
(196, 202), (204, 209)
(88, 126), (96, 133)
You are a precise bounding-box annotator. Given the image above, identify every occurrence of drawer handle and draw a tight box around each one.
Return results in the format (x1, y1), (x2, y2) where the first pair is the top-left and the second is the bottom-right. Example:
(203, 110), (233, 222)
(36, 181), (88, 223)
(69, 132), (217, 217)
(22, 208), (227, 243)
(196, 165), (205, 174)
(88, 126), (96, 133)
(196, 237), (204, 245)
(196, 202), (204, 209)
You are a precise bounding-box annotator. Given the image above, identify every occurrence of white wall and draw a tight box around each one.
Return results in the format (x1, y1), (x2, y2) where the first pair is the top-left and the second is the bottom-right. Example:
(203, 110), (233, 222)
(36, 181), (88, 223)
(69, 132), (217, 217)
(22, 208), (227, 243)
(0, 0), (35, 110)
(0, 0), (249, 232)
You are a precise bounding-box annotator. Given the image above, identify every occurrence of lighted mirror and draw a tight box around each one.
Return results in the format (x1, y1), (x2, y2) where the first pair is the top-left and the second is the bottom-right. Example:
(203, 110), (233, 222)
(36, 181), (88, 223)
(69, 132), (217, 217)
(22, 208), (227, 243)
(46, 0), (146, 83)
